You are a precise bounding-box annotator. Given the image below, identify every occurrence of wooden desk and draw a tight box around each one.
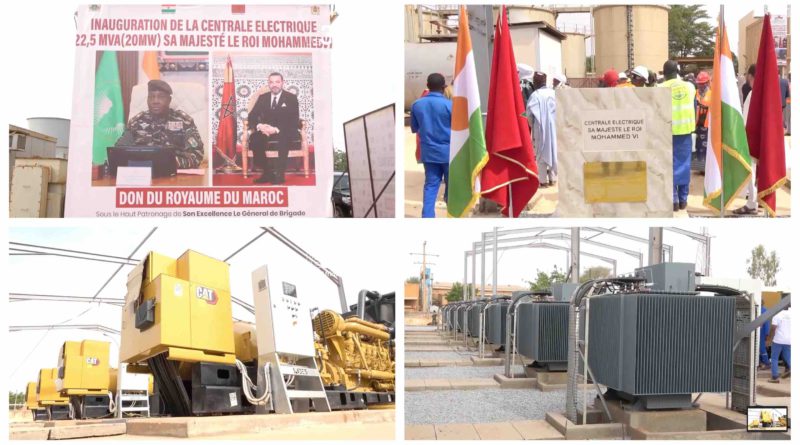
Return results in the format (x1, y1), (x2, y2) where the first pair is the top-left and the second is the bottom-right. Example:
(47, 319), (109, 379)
(92, 172), (207, 187)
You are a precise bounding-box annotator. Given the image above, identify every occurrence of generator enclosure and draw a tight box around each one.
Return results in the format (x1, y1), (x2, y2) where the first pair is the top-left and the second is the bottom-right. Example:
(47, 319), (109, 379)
(552, 283), (579, 301)
(516, 302), (569, 370)
(37, 369), (69, 405)
(57, 340), (111, 395)
(634, 263), (696, 293)
(486, 302), (509, 345)
(120, 250), (235, 365)
(25, 382), (41, 410)
(587, 292), (735, 409)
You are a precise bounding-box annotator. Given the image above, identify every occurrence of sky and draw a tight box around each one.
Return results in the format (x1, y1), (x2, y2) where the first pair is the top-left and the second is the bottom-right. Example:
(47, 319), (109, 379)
(4, 0), (400, 152)
(403, 221), (793, 294)
(5, 221), (401, 392)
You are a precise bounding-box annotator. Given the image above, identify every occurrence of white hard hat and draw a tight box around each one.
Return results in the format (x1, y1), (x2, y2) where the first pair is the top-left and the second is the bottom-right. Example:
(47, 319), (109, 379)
(632, 65), (649, 80)
(618, 72), (628, 80)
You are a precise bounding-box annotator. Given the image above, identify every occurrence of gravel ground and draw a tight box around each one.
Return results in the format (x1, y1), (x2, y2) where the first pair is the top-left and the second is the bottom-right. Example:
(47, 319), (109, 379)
(405, 365), (506, 380)
(405, 351), (476, 361)
(405, 387), (601, 425)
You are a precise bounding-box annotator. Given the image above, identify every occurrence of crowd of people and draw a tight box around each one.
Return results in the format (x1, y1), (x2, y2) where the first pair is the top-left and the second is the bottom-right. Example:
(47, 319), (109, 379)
(411, 60), (790, 217)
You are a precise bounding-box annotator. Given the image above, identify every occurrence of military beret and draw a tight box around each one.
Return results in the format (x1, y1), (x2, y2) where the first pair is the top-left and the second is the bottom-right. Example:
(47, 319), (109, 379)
(148, 79), (172, 95)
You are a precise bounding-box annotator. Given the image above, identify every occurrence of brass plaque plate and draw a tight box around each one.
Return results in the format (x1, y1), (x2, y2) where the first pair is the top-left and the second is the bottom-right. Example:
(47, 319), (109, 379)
(583, 161), (647, 203)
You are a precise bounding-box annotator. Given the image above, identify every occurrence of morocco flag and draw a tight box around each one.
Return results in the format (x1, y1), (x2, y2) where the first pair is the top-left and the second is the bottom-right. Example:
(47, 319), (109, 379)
(704, 12), (752, 213)
(447, 6), (488, 218)
(480, 6), (538, 217)
(745, 14), (787, 217)
(215, 56), (237, 165)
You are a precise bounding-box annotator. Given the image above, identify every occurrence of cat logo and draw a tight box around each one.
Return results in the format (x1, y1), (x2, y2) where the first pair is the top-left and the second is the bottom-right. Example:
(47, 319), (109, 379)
(196, 286), (218, 305)
(86, 357), (100, 366)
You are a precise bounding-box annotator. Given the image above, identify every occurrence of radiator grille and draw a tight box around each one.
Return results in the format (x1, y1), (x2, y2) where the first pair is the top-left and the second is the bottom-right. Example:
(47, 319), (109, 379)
(589, 293), (734, 396)
(487, 303), (508, 344)
(516, 302), (569, 363)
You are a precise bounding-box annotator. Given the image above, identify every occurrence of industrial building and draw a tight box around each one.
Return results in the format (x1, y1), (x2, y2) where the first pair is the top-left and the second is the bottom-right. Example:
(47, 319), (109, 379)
(405, 226), (791, 440)
(8, 118), (70, 217)
(8, 226), (395, 440)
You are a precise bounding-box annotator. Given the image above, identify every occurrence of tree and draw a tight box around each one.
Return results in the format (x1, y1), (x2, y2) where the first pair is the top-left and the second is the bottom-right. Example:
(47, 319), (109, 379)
(406, 276), (420, 284)
(9, 391), (25, 407)
(334, 149), (348, 172)
(746, 245), (780, 286)
(580, 266), (612, 283)
(526, 266), (567, 291)
(668, 5), (715, 58)
(446, 282), (472, 302)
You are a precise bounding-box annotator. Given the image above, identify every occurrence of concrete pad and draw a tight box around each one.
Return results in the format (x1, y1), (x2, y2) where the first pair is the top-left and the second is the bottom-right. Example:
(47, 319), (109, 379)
(418, 359), (440, 367)
(405, 424), (436, 440)
(471, 357), (504, 366)
(47, 422), (126, 440)
(545, 411), (624, 440)
(406, 380), (427, 392)
(757, 383), (791, 397)
(424, 379), (452, 390)
(407, 346), (455, 352)
(511, 419), (564, 440)
(9, 428), (50, 440)
(606, 399), (706, 433)
(531, 370), (568, 385)
(473, 422), (524, 440)
(448, 378), (500, 390)
(629, 426), (753, 440)
(126, 409), (394, 438)
(434, 423), (480, 440)
(405, 360), (421, 368)
(494, 373), (537, 389)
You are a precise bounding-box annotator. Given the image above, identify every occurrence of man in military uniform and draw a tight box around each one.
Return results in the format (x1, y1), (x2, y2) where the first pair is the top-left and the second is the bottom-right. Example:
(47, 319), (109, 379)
(116, 79), (204, 169)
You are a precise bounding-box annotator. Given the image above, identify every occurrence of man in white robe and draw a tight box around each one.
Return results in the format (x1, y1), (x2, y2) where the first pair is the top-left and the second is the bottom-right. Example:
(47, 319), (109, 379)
(526, 72), (558, 186)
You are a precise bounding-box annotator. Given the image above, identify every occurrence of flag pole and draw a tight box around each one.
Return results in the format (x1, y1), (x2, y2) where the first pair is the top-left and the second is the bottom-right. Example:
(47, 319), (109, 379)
(719, 4), (725, 218)
(508, 184), (513, 218)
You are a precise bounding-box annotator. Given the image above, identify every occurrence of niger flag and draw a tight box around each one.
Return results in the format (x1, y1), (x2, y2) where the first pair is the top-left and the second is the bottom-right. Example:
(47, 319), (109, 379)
(704, 11), (752, 213)
(447, 6), (488, 217)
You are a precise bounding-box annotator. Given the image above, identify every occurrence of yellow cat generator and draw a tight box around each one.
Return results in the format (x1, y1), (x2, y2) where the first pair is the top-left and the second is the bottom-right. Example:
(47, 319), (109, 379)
(56, 340), (114, 419)
(120, 250), (239, 417)
(37, 368), (70, 420)
(25, 381), (48, 421)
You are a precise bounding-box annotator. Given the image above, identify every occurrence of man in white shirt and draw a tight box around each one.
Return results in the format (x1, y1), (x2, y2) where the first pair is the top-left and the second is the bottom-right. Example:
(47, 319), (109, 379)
(768, 308), (791, 383)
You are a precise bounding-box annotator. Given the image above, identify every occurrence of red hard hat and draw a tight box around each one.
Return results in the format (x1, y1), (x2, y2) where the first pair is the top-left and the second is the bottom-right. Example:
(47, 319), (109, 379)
(697, 71), (710, 84)
(603, 69), (619, 87)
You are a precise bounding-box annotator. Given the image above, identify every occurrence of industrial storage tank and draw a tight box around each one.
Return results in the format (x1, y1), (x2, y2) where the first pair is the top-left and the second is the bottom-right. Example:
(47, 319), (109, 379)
(561, 32), (587, 78)
(593, 5), (669, 74)
(404, 41), (456, 110)
(503, 5), (556, 27)
(27, 117), (70, 158)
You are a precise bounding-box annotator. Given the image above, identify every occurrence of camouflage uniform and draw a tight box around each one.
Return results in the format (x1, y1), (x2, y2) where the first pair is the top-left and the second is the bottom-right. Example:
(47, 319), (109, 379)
(116, 108), (204, 169)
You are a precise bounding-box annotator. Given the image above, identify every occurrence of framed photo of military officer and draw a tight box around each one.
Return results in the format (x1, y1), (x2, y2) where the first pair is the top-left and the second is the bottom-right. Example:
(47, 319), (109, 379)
(89, 50), (210, 188)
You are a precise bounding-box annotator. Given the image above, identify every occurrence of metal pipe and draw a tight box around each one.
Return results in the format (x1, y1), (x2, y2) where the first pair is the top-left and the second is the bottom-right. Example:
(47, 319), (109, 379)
(492, 227), (498, 296)
(481, 233), (487, 298)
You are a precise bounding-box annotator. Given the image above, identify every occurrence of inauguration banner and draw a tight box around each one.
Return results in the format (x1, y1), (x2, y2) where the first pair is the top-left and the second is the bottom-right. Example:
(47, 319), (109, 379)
(66, 4), (333, 217)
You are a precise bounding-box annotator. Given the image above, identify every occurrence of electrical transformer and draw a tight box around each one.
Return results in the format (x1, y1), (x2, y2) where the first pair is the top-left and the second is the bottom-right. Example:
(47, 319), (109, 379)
(634, 262), (696, 292)
(486, 301), (510, 345)
(587, 292), (735, 409)
(552, 283), (579, 301)
(516, 302), (570, 370)
(467, 304), (483, 337)
(120, 250), (240, 417)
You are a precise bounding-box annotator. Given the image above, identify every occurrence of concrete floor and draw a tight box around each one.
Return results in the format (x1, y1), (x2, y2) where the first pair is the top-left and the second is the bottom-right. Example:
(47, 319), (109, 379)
(404, 125), (792, 217)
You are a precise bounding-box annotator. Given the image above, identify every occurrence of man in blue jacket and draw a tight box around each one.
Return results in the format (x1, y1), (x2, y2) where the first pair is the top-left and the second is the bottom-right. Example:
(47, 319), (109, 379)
(411, 73), (452, 218)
